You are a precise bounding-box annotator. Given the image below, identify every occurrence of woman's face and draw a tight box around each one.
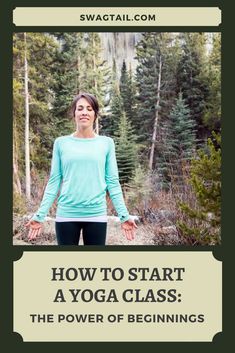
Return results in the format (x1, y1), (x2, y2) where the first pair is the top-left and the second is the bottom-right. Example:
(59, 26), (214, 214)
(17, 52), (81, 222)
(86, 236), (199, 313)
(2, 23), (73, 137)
(74, 97), (96, 130)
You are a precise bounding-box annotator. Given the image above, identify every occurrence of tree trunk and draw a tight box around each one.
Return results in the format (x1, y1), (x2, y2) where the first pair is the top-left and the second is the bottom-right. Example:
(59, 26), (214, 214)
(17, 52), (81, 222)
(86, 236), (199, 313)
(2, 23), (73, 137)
(76, 55), (80, 94)
(76, 34), (80, 94)
(92, 35), (99, 135)
(13, 140), (22, 196)
(149, 54), (162, 171)
(24, 32), (31, 200)
(13, 121), (22, 195)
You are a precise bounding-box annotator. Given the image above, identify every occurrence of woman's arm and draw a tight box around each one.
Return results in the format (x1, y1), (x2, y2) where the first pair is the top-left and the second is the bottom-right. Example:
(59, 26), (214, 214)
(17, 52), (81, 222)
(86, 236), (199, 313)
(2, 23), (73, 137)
(105, 138), (137, 240)
(31, 138), (63, 223)
(105, 138), (129, 222)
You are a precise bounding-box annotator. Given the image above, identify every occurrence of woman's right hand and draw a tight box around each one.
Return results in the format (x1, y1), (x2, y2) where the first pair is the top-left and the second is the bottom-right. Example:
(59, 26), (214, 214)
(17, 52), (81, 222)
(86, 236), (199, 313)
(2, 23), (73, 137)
(25, 220), (43, 240)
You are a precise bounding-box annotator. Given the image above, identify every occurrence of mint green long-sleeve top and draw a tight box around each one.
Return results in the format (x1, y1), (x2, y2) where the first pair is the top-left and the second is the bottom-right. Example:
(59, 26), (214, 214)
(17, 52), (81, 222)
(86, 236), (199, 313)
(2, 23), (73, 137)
(32, 135), (130, 223)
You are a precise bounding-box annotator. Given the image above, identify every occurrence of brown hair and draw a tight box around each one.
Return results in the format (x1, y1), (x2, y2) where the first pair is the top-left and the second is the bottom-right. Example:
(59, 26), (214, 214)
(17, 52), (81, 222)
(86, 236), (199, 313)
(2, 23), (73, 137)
(69, 92), (99, 121)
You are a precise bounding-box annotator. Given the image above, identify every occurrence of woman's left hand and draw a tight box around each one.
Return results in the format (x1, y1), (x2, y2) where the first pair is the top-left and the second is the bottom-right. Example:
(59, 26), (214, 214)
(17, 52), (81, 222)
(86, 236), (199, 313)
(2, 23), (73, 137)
(121, 219), (138, 241)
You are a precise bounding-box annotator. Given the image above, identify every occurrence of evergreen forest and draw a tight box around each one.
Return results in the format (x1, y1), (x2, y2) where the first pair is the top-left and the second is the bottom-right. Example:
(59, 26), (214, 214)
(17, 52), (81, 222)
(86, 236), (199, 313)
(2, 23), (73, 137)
(13, 32), (221, 245)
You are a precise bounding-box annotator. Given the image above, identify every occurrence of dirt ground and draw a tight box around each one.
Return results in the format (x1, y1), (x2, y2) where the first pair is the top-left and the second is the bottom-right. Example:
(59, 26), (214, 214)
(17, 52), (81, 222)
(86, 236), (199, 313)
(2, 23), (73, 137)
(13, 215), (181, 246)
(13, 218), (155, 246)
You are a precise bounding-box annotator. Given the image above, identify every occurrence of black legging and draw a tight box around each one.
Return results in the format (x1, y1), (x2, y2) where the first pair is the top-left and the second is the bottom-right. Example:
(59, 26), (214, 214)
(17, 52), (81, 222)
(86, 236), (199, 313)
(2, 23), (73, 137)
(55, 221), (107, 245)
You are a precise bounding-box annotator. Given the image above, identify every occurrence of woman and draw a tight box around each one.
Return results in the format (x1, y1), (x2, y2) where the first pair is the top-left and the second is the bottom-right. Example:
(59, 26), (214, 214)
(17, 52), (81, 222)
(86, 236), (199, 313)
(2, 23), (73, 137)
(26, 92), (137, 245)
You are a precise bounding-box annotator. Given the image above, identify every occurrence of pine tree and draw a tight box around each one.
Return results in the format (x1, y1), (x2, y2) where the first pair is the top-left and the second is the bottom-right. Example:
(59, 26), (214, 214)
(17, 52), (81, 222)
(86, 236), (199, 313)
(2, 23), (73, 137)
(28, 34), (58, 178)
(114, 113), (137, 186)
(135, 33), (179, 169)
(203, 33), (221, 132)
(127, 65), (137, 122)
(176, 33), (209, 141)
(52, 32), (84, 122)
(13, 34), (25, 196)
(24, 32), (31, 200)
(156, 93), (196, 189)
(135, 33), (160, 143)
(100, 58), (119, 136)
(78, 33), (110, 125)
(13, 33), (58, 195)
(177, 132), (221, 245)
(105, 83), (123, 137)
(53, 33), (110, 134)
(119, 60), (136, 122)
(126, 165), (152, 218)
